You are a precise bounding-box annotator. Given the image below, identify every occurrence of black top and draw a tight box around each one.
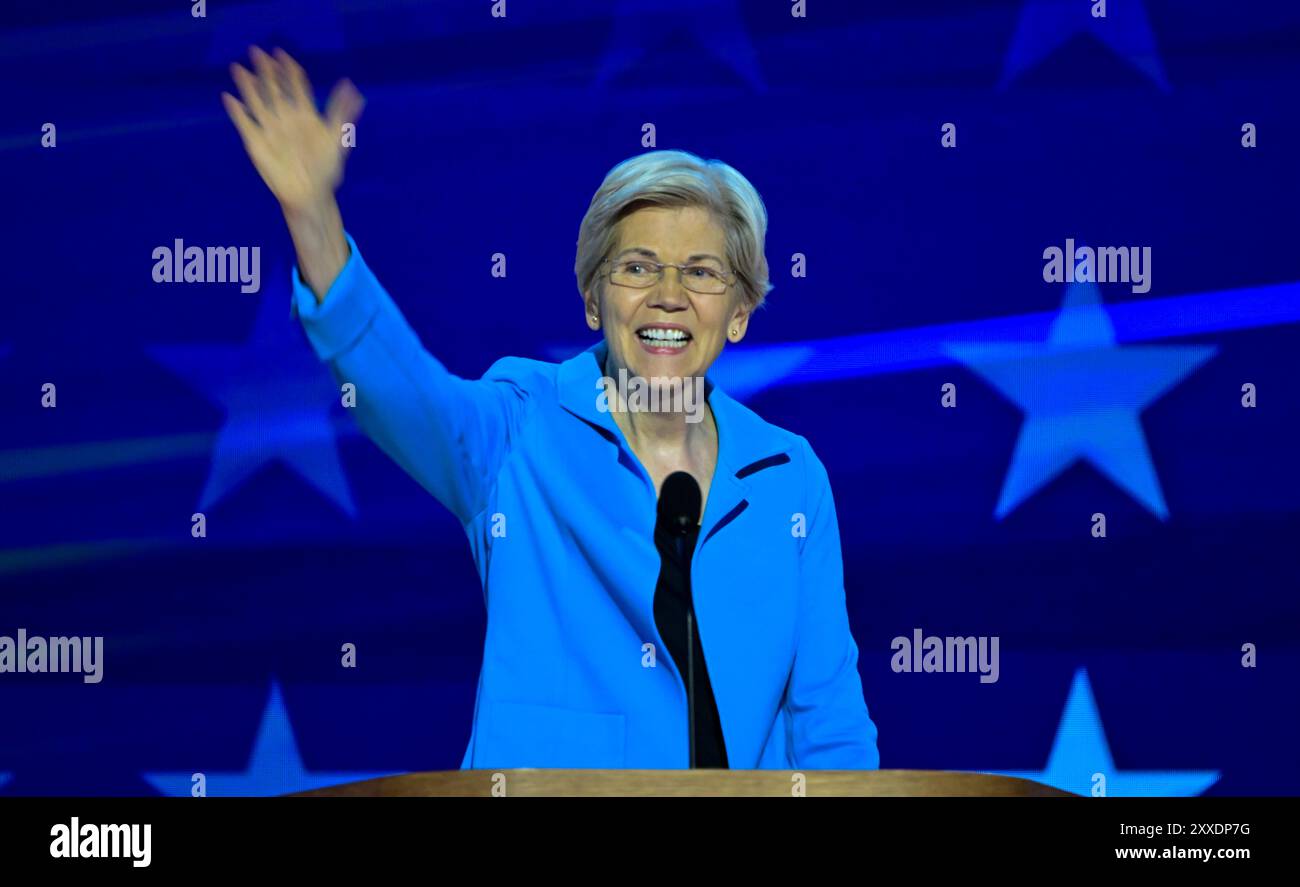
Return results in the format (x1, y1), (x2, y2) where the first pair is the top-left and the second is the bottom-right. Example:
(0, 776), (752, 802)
(652, 521), (729, 768)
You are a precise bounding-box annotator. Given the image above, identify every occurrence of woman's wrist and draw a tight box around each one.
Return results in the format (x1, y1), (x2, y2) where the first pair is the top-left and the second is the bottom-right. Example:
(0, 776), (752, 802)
(282, 195), (349, 303)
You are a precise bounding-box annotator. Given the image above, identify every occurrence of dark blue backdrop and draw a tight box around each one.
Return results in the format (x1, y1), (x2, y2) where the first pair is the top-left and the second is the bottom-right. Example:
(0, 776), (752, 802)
(1, 0), (1297, 796)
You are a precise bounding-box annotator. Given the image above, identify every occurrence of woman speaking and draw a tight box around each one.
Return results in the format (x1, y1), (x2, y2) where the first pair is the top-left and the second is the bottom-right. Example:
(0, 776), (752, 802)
(223, 47), (880, 770)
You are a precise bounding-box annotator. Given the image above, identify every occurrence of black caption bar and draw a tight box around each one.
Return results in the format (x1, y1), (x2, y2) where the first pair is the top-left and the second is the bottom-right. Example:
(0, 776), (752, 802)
(0, 795), (1286, 874)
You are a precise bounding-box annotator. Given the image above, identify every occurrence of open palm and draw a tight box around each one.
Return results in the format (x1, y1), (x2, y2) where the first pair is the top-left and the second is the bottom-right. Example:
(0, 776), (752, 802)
(222, 46), (365, 212)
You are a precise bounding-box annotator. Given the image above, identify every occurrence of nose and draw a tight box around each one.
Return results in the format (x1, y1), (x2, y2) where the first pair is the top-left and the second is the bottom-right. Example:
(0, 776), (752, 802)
(648, 266), (691, 310)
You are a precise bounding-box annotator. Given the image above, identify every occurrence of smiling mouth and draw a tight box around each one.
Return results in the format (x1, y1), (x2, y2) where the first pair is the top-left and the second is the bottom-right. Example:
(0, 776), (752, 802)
(637, 327), (692, 352)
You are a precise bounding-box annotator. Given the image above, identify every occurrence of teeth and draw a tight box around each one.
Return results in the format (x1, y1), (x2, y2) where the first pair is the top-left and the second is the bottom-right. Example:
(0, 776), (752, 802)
(639, 328), (689, 342)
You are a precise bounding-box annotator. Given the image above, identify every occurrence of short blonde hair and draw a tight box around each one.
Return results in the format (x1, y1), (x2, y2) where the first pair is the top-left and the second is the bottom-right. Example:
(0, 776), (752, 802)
(574, 149), (772, 310)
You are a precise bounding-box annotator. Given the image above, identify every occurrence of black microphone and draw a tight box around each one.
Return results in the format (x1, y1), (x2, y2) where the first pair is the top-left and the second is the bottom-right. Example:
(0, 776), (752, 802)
(658, 470), (702, 558)
(655, 471), (702, 767)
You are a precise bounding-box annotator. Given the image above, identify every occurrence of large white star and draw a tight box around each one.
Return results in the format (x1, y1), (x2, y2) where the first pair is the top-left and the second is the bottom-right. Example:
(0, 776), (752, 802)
(148, 263), (357, 516)
(143, 680), (395, 797)
(988, 668), (1220, 797)
(944, 282), (1216, 520)
(595, 0), (765, 92)
(1001, 0), (1169, 90)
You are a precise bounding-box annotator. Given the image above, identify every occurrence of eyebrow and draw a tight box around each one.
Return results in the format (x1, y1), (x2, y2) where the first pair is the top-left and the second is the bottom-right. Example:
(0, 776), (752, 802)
(613, 247), (724, 264)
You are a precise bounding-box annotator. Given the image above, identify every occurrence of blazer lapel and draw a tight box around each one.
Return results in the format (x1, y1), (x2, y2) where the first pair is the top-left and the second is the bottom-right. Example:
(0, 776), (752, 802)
(556, 342), (796, 546)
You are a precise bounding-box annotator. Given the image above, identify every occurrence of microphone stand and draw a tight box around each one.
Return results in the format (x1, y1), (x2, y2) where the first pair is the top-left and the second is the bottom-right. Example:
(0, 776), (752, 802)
(657, 470), (703, 769)
(675, 532), (697, 769)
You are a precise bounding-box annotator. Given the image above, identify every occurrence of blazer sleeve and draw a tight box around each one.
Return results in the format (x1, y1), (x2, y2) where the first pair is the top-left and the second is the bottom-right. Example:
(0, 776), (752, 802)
(291, 233), (534, 525)
(785, 436), (881, 769)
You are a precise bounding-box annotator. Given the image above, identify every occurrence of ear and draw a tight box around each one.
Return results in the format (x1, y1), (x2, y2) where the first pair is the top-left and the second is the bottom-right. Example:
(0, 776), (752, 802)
(727, 300), (754, 343)
(582, 287), (601, 330)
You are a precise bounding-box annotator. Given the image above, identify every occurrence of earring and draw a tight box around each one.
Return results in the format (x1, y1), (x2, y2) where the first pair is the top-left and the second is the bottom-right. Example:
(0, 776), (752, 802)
(730, 327), (738, 338)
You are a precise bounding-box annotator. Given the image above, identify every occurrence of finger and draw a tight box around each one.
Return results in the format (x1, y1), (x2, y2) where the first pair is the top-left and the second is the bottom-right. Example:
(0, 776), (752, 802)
(324, 78), (365, 130)
(273, 47), (314, 107)
(229, 62), (270, 123)
(264, 46), (299, 107)
(221, 91), (262, 146)
(248, 45), (283, 115)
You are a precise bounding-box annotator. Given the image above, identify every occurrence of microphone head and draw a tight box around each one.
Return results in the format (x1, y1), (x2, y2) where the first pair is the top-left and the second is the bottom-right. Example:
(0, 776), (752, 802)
(658, 471), (702, 536)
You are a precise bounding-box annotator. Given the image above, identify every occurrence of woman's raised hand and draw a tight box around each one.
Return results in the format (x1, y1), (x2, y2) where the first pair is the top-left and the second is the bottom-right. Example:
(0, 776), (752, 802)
(222, 46), (365, 213)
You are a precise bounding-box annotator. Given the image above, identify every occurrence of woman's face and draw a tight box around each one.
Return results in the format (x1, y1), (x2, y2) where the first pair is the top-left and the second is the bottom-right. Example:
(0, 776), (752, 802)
(585, 204), (751, 386)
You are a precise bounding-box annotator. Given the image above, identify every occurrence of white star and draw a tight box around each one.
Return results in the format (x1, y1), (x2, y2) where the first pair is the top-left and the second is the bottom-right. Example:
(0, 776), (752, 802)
(148, 263), (357, 516)
(143, 680), (396, 797)
(596, 0), (765, 92)
(1001, 0), (1169, 90)
(944, 282), (1215, 519)
(987, 668), (1219, 796)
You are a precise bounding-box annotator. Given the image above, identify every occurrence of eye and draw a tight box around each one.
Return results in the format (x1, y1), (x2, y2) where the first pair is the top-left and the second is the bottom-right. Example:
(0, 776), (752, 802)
(685, 265), (718, 279)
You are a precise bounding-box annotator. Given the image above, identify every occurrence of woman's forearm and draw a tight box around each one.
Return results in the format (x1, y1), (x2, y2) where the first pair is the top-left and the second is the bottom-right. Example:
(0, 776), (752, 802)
(293, 241), (533, 525)
(284, 196), (349, 303)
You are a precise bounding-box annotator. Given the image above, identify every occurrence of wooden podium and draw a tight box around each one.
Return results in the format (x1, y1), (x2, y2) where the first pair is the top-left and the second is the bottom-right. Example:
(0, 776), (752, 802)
(291, 770), (1072, 797)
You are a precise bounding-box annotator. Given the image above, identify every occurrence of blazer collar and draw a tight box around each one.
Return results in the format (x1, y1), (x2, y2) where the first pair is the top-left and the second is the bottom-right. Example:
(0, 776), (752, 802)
(556, 340), (796, 481)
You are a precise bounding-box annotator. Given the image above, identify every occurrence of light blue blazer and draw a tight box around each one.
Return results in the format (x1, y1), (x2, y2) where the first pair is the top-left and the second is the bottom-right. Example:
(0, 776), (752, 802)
(291, 234), (880, 770)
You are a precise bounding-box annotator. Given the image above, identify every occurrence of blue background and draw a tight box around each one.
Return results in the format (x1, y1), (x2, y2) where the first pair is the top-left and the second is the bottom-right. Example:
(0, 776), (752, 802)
(1, 0), (1297, 795)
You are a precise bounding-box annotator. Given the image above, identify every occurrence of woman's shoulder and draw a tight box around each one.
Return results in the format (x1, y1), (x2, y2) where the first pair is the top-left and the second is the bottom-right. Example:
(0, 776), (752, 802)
(478, 354), (563, 395)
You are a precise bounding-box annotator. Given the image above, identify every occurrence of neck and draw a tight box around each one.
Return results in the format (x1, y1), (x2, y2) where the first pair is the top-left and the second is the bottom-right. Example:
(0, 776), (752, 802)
(603, 355), (713, 456)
